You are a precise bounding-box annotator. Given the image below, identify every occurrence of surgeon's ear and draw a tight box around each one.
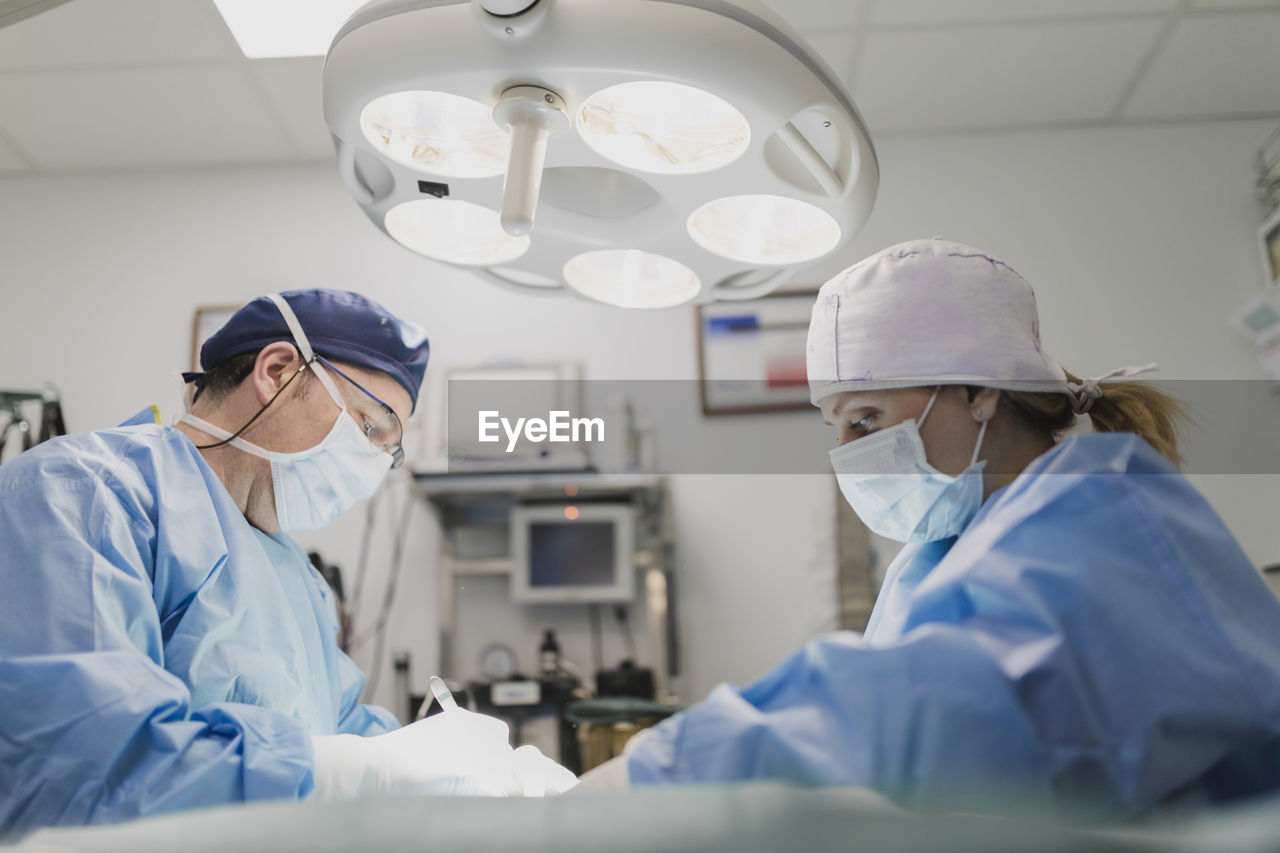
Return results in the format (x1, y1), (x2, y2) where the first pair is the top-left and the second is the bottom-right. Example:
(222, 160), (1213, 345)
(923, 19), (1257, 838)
(970, 387), (1001, 422)
(250, 342), (304, 405)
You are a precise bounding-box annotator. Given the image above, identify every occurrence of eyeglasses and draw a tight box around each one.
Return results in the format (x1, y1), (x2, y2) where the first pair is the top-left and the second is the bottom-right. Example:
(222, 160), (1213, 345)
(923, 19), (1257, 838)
(313, 355), (405, 469)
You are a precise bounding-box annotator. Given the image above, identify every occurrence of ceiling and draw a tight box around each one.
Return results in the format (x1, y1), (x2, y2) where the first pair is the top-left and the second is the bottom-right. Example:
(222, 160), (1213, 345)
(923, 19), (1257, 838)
(0, 0), (1278, 176)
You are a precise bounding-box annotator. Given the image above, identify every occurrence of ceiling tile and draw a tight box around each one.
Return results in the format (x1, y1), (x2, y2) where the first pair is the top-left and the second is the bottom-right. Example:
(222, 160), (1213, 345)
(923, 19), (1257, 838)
(872, 0), (1178, 27)
(0, 0), (237, 70)
(246, 57), (334, 160)
(854, 19), (1164, 132)
(0, 66), (295, 170)
(1125, 12), (1280, 118)
(761, 0), (863, 31)
(0, 132), (30, 173)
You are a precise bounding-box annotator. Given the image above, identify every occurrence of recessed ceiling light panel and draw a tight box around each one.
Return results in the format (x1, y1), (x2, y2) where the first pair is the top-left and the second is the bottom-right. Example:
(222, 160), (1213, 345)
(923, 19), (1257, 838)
(214, 0), (368, 58)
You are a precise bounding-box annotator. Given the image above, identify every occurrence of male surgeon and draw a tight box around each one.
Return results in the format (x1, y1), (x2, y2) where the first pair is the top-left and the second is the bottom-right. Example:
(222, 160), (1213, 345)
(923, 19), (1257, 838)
(0, 289), (572, 840)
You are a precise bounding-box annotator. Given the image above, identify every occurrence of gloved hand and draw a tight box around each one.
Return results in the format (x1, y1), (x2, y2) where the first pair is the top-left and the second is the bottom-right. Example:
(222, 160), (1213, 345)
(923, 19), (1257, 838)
(512, 744), (580, 796)
(310, 708), (523, 800)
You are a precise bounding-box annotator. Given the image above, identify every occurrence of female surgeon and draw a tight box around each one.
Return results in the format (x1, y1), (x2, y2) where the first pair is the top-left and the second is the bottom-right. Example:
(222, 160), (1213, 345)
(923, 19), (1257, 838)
(583, 238), (1280, 816)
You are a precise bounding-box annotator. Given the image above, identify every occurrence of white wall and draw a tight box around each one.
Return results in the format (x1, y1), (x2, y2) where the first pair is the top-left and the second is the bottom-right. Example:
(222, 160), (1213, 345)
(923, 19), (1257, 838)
(1, 117), (1277, 717)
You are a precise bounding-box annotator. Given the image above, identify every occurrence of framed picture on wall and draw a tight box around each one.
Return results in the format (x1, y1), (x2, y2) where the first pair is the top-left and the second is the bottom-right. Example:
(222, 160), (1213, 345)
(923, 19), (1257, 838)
(1260, 206), (1280, 287)
(696, 290), (818, 415)
(191, 304), (242, 371)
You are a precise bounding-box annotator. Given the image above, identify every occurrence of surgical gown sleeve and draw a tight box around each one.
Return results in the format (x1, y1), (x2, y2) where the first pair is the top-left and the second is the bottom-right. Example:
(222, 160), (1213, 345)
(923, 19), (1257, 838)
(0, 439), (314, 838)
(626, 436), (1280, 813)
(289, 542), (398, 736)
(334, 643), (400, 735)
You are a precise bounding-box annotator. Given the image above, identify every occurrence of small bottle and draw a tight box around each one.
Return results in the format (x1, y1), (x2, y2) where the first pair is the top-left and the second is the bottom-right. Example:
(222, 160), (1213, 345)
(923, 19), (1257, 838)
(539, 628), (560, 677)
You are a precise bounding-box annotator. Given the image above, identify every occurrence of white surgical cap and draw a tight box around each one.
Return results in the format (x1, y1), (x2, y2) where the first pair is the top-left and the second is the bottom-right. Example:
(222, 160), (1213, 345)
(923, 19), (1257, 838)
(807, 238), (1157, 412)
(807, 237), (1084, 405)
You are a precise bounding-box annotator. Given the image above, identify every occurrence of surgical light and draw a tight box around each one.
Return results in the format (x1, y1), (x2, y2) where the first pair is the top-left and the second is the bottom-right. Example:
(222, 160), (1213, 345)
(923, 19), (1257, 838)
(384, 198), (530, 266)
(323, 0), (879, 307)
(360, 91), (509, 178)
(687, 194), (842, 266)
(577, 82), (751, 176)
(563, 250), (700, 310)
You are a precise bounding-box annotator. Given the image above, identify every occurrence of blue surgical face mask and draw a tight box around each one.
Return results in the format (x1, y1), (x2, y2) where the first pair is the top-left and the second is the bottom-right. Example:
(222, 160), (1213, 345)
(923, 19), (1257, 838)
(828, 389), (988, 544)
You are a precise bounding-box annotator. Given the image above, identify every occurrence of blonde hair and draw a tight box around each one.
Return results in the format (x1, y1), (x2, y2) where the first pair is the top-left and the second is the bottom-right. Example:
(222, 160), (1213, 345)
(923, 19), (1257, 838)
(1000, 371), (1188, 468)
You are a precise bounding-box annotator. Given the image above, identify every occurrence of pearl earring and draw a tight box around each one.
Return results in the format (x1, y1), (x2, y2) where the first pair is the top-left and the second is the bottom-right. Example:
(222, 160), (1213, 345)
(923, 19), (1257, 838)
(976, 409), (983, 417)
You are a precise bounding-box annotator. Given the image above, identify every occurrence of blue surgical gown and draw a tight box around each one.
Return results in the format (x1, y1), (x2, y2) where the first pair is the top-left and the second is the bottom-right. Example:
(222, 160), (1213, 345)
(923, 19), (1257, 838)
(0, 410), (398, 838)
(628, 433), (1280, 814)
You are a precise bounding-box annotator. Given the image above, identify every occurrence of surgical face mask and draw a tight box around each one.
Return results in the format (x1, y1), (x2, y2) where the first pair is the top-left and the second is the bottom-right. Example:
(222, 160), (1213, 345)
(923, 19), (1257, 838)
(828, 390), (988, 544)
(180, 292), (394, 532)
(179, 367), (392, 532)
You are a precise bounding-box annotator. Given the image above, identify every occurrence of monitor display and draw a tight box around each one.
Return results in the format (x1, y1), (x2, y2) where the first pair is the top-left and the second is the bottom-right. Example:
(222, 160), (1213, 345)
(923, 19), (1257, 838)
(510, 504), (634, 603)
(529, 522), (615, 588)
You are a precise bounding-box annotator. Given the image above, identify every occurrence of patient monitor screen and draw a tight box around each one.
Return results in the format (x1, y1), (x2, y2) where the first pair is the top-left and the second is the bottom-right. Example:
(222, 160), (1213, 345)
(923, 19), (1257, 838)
(528, 522), (615, 588)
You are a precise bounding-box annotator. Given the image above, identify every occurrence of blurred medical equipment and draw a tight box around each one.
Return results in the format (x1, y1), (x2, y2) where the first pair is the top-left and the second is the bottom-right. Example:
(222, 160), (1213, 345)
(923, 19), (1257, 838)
(1235, 125), (1280, 375)
(566, 695), (680, 773)
(419, 472), (673, 685)
(595, 658), (654, 701)
(345, 475), (418, 705)
(417, 471), (674, 772)
(567, 658), (675, 773)
(510, 503), (635, 603)
(309, 551), (353, 651)
(539, 628), (561, 676)
(1255, 124), (1280, 288)
(321, 0), (878, 307)
(1256, 122), (1280, 215)
(1258, 200), (1280, 289)
(1232, 287), (1280, 379)
(0, 385), (65, 463)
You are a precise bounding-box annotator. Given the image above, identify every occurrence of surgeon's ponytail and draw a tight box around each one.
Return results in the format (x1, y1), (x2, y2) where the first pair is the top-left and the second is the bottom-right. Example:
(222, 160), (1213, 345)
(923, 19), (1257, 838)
(1000, 372), (1188, 468)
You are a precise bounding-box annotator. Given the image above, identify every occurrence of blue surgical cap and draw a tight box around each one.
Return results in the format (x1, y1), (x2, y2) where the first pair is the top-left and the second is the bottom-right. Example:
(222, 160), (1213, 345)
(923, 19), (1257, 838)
(192, 289), (430, 411)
